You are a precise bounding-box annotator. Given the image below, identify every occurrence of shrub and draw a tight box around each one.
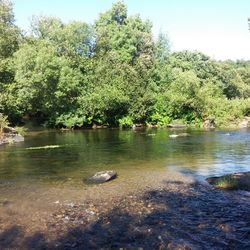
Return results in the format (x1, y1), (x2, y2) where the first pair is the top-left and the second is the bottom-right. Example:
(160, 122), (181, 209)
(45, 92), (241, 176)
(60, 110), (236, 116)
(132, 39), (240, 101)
(148, 112), (171, 126)
(118, 116), (133, 128)
(0, 113), (9, 134)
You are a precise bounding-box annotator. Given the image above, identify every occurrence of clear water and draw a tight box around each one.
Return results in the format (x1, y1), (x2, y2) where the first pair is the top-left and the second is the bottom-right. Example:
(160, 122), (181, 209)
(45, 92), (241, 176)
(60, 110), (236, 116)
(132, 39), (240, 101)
(0, 128), (249, 187)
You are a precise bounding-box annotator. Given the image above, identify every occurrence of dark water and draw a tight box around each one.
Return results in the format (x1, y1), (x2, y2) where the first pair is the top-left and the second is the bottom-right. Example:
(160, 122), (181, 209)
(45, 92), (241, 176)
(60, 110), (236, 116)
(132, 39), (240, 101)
(0, 128), (249, 186)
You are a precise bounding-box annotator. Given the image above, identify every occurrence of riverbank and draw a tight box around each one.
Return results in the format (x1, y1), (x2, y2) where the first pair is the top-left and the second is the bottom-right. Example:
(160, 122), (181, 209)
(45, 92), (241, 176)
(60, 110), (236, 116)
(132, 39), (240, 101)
(0, 170), (249, 249)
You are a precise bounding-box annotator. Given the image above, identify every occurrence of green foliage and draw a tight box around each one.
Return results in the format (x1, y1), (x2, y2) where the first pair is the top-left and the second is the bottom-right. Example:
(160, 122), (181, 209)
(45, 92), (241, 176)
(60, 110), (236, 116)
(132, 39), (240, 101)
(14, 126), (26, 136)
(154, 32), (170, 63)
(1, 1), (250, 129)
(0, 0), (20, 59)
(0, 0), (20, 119)
(118, 116), (133, 128)
(55, 113), (86, 128)
(31, 16), (94, 58)
(95, 1), (153, 65)
(148, 112), (171, 126)
(213, 176), (238, 190)
(0, 113), (9, 134)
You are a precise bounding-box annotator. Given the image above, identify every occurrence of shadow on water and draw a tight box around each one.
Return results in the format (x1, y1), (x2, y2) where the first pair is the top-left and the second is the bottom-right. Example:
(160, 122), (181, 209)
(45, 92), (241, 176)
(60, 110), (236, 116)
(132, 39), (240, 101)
(1, 182), (250, 249)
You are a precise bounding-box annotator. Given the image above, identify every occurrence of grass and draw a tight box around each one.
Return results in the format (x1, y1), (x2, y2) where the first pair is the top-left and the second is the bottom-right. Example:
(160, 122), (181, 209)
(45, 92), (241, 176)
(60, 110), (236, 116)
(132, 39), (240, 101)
(213, 176), (239, 190)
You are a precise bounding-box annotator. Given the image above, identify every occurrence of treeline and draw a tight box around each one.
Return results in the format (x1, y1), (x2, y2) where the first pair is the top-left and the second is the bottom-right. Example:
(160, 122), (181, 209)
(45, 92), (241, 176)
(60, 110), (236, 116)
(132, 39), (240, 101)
(0, 0), (249, 128)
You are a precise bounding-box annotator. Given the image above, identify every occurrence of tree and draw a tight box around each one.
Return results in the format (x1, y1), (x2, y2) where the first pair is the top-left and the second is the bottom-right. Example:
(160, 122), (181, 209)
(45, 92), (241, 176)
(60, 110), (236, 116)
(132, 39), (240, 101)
(31, 16), (94, 59)
(1, 0), (249, 128)
(0, 0), (20, 119)
(154, 32), (170, 63)
(0, 0), (19, 58)
(95, 1), (154, 65)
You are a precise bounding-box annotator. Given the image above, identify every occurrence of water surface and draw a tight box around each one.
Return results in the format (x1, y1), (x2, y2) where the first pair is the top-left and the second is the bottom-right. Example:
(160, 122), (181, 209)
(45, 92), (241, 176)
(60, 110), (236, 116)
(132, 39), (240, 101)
(0, 128), (249, 187)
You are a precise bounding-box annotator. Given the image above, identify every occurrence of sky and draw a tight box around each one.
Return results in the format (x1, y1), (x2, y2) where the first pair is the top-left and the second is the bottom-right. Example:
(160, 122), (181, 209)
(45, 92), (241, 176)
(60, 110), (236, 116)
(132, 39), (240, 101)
(12, 0), (250, 61)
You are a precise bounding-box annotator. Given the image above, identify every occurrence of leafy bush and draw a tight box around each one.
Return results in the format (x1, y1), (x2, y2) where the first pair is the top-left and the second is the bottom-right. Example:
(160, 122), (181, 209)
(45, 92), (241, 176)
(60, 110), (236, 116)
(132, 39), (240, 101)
(1, 1), (250, 129)
(14, 126), (27, 136)
(55, 113), (86, 128)
(118, 116), (133, 128)
(148, 112), (171, 126)
(0, 113), (9, 134)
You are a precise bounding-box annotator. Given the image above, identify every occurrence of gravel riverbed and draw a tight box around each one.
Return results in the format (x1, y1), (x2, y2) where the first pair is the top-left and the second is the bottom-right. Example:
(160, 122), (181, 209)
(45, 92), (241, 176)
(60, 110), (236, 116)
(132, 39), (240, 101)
(0, 170), (250, 249)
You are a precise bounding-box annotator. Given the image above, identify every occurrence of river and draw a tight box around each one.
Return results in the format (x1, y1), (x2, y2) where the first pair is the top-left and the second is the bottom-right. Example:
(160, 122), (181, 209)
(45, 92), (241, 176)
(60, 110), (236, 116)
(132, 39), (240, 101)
(0, 127), (250, 248)
(0, 127), (249, 187)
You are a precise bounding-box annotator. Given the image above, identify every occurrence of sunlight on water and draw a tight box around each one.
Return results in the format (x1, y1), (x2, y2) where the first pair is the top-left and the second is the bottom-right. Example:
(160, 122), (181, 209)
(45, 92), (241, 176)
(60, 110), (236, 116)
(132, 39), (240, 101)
(0, 128), (249, 187)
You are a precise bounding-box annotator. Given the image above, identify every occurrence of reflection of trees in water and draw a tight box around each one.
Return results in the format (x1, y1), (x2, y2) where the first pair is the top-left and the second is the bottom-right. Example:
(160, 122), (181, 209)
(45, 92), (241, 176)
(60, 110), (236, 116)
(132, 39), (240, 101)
(0, 129), (249, 181)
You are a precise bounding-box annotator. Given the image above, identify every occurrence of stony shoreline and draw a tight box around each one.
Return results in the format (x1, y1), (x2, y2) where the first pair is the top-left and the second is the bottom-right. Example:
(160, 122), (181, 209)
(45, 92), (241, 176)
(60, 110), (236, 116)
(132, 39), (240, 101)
(0, 170), (249, 249)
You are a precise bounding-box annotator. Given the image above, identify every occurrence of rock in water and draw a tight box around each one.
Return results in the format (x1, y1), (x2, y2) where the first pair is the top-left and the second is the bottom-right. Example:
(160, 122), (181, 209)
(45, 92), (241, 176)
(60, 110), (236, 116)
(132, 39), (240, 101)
(167, 124), (186, 128)
(239, 117), (250, 128)
(169, 134), (179, 138)
(203, 119), (215, 129)
(89, 171), (117, 183)
(12, 134), (24, 142)
(169, 133), (190, 138)
(3, 126), (17, 134)
(206, 171), (250, 191)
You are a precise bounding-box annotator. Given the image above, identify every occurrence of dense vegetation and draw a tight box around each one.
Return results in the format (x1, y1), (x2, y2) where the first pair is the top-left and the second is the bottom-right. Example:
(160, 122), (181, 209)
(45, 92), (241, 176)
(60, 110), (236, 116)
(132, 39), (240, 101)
(0, 0), (249, 128)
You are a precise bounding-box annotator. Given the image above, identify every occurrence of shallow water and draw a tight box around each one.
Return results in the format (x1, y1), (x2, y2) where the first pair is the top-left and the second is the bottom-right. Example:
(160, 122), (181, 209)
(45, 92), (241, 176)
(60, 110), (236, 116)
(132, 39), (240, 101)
(0, 127), (249, 187)
(1, 127), (250, 248)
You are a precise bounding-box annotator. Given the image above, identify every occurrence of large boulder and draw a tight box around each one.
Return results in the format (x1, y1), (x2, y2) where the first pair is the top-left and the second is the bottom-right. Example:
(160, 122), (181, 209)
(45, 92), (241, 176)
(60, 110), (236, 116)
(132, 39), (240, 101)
(89, 171), (117, 184)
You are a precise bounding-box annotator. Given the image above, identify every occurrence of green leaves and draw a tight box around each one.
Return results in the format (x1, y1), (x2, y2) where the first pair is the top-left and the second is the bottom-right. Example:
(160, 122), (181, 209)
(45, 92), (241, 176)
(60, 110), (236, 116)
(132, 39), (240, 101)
(95, 2), (153, 65)
(0, 0), (20, 59)
(0, 1), (249, 128)
(0, 112), (9, 134)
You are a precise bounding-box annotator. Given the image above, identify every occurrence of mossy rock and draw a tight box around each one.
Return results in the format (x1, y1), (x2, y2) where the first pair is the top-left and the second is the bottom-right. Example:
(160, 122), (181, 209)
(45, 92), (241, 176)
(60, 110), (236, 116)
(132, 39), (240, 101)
(206, 172), (250, 191)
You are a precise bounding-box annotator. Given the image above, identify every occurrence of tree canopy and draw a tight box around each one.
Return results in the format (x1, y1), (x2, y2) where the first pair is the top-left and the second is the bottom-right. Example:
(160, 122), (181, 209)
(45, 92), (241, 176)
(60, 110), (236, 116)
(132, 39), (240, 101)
(0, 0), (249, 128)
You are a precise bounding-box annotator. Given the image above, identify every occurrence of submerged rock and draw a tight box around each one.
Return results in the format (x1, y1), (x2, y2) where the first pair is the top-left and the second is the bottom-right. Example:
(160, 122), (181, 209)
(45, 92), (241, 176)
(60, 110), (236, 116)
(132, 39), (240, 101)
(169, 133), (190, 138)
(89, 170), (117, 184)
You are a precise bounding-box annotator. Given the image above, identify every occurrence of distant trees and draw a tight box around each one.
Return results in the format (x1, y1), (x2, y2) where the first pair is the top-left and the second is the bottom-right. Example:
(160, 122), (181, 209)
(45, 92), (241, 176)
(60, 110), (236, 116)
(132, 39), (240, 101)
(0, 0), (20, 58)
(0, 0), (21, 120)
(0, 0), (249, 128)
